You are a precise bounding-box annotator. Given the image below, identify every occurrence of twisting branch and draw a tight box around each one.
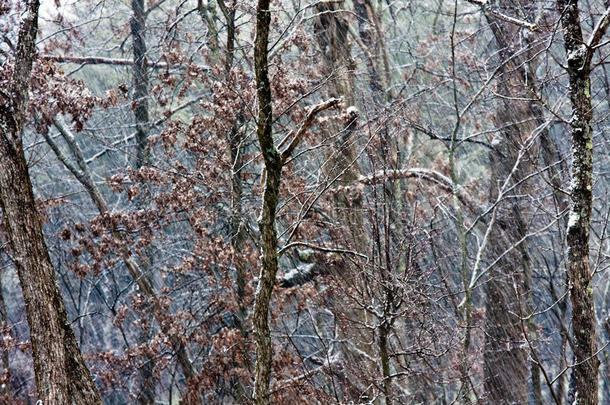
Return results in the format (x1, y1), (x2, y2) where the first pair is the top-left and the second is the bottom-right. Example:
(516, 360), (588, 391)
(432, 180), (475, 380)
(278, 241), (369, 258)
(41, 54), (167, 68)
(40, 54), (210, 71)
(359, 167), (483, 216)
(279, 97), (341, 162)
(463, 0), (538, 30)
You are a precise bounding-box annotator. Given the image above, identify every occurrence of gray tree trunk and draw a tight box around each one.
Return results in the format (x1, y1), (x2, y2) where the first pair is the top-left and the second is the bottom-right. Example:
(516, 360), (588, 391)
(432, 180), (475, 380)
(556, 0), (607, 403)
(0, 2), (101, 402)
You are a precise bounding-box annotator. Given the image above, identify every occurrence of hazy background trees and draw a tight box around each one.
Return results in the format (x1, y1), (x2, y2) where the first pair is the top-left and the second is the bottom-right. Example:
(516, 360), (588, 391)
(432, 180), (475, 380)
(0, 0), (609, 403)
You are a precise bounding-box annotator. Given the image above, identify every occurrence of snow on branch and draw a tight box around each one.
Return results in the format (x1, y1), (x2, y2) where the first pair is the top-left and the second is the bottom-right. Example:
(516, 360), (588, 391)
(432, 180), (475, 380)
(586, 5), (610, 50)
(40, 55), (210, 71)
(464, 0), (537, 31)
(358, 167), (481, 214)
(279, 98), (342, 163)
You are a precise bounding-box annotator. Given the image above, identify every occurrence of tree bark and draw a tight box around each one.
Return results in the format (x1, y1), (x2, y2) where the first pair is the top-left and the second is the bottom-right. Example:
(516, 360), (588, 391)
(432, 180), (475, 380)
(251, 7), (342, 402)
(131, 0), (150, 169)
(481, 3), (540, 402)
(378, 321), (393, 405)
(0, 254), (12, 399)
(252, 0), (282, 402)
(312, 6), (371, 400)
(129, 1), (157, 401)
(556, 0), (607, 403)
(0, 2), (101, 403)
(218, 2), (251, 399)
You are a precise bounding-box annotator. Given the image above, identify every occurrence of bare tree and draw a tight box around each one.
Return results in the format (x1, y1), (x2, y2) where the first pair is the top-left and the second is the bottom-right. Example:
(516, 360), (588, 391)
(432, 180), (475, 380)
(556, 0), (609, 403)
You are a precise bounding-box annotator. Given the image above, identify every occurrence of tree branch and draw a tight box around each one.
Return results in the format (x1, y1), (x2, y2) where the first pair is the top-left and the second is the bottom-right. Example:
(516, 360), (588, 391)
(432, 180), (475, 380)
(40, 54), (209, 71)
(280, 98), (341, 163)
(463, 0), (537, 30)
(358, 167), (483, 215)
(586, 4), (610, 58)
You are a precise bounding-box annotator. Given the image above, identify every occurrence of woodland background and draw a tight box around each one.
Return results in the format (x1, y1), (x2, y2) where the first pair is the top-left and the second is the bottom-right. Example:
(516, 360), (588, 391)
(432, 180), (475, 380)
(0, 0), (609, 403)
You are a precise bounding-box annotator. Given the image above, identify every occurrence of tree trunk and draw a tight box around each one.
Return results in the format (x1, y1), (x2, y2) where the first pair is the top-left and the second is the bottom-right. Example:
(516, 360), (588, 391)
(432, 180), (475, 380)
(312, 6), (373, 400)
(483, 61), (529, 405)
(252, 0), (282, 402)
(0, 2), (101, 403)
(129, 1), (157, 401)
(480, 2), (561, 401)
(219, 2), (251, 400)
(0, 255), (12, 399)
(131, 0), (150, 168)
(556, 1), (606, 403)
(379, 323), (393, 405)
